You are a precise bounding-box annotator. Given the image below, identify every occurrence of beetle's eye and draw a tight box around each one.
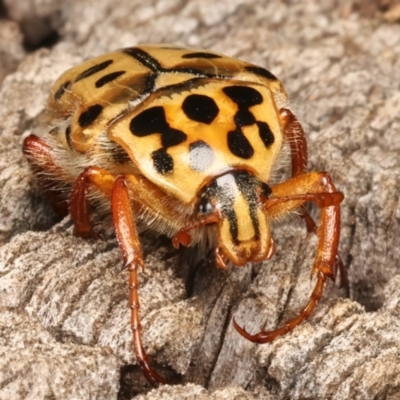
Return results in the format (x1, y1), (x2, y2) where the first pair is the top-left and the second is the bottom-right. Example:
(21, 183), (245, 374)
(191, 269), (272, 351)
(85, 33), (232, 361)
(199, 197), (213, 215)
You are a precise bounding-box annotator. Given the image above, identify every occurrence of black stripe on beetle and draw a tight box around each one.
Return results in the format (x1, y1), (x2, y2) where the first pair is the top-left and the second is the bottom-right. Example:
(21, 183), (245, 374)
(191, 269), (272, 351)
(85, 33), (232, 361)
(123, 47), (163, 72)
(54, 81), (71, 100)
(235, 171), (261, 240)
(182, 52), (222, 59)
(95, 71), (126, 88)
(78, 104), (103, 127)
(205, 179), (239, 244)
(182, 94), (219, 124)
(74, 59), (114, 83)
(123, 47), (216, 79)
(245, 65), (278, 81)
(225, 205), (239, 244)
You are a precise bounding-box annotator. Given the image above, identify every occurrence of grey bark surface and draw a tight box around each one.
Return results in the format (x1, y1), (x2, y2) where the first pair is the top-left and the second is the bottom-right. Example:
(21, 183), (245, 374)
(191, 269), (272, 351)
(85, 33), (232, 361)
(1, 1), (400, 399)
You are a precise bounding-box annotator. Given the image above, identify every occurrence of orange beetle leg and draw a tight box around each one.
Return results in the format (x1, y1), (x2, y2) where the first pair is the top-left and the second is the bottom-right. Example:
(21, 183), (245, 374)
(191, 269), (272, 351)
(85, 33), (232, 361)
(233, 271), (327, 343)
(69, 166), (115, 238)
(23, 134), (69, 217)
(172, 212), (220, 248)
(234, 172), (344, 343)
(280, 108), (317, 234)
(112, 175), (166, 386)
(70, 169), (177, 385)
(215, 246), (229, 270)
(279, 108), (308, 178)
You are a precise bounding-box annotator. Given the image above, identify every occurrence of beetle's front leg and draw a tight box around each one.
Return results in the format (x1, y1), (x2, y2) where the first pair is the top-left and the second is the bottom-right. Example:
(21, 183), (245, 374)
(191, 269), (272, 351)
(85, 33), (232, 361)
(68, 168), (168, 385)
(112, 176), (166, 386)
(266, 172), (343, 280)
(171, 213), (234, 269)
(234, 171), (344, 343)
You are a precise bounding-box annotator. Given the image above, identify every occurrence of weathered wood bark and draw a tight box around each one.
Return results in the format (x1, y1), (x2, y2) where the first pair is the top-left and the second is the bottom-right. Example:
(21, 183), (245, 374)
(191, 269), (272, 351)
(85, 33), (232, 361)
(1, 1), (400, 399)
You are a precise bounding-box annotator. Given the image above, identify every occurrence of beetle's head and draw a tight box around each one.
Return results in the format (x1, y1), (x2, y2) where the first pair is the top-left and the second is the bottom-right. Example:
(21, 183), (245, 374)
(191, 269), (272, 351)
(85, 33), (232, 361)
(198, 170), (275, 266)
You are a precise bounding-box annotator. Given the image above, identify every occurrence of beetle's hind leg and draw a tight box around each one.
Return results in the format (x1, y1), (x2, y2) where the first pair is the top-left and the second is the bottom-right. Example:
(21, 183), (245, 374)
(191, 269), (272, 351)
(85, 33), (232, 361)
(233, 172), (344, 343)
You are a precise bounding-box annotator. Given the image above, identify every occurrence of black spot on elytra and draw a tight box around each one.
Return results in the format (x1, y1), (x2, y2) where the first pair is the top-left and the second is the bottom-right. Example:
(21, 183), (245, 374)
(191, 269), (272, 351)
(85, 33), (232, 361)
(130, 107), (187, 146)
(227, 127), (254, 159)
(234, 109), (256, 126)
(222, 85), (265, 159)
(182, 52), (222, 59)
(257, 121), (274, 148)
(182, 94), (219, 124)
(161, 128), (187, 147)
(78, 104), (103, 127)
(152, 148), (174, 174)
(223, 86), (263, 106)
(130, 106), (187, 174)
(74, 59), (114, 83)
(223, 85), (275, 157)
(54, 81), (71, 100)
(189, 140), (214, 172)
(130, 106), (166, 136)
(226, 86), (262, 127)
(95, 71), (126, 88)
(245, 65), (278, 81)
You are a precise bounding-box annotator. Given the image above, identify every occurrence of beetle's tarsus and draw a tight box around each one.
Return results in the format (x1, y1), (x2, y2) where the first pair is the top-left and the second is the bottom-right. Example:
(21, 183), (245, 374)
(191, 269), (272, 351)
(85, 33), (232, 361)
(233, 272), (328, 344)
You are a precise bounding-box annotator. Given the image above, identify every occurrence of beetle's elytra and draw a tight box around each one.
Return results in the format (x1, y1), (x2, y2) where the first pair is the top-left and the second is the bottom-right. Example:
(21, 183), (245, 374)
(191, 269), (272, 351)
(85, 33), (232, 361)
(23, 44), (344, 386)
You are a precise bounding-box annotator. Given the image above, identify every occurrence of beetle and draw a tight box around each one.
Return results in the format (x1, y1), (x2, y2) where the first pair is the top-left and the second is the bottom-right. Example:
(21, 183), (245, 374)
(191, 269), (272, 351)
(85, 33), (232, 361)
(23, 44), (344, 386)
